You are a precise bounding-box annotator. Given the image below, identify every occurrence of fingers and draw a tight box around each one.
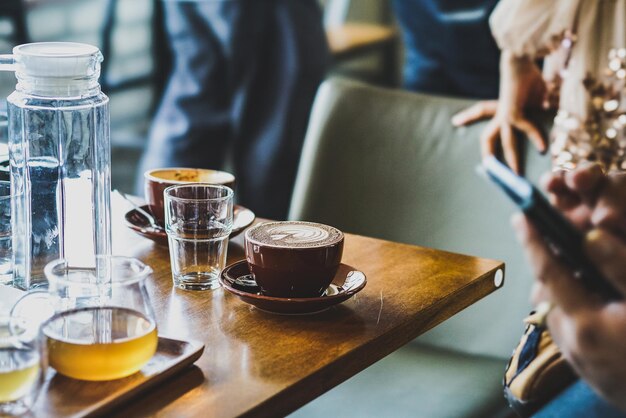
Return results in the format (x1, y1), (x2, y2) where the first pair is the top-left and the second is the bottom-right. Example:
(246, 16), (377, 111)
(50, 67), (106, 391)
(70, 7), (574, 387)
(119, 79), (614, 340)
(543, 171), (582, 211)
(480, 118), (534, 174)
(500, 123), (520, 173)
(565, 163), (605, 204)
(452, 101), (498, 127)
(590, 175), (626, 236)
(515, 119), (547, 154)
(512, 213), (595, 313)
(591, 203), (626, 237)
(585, 229), (626, 297)
(542, 170), (568, 197)
(551, 191), (582, 213)
(480, 118), (500, 158)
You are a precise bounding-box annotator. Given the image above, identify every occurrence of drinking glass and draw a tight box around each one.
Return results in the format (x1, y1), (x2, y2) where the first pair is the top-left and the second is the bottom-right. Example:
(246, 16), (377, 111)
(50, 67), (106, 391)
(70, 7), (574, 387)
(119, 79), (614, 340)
(12, 256), (158, 381)
(0, 181), (12, 285)
(0, 316), (46, 416)
(165, 184), (233, 290)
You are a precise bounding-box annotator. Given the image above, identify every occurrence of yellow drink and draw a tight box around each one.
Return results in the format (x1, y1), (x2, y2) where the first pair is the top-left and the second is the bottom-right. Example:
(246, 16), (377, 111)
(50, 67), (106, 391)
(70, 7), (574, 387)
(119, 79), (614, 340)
(44, 307), (158, 381)
(0, 360), (39, 402)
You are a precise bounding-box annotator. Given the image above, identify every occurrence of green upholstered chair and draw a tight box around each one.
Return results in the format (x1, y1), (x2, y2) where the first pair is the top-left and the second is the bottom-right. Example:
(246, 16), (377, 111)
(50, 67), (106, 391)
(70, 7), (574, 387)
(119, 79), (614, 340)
(288, 78), (552, 418)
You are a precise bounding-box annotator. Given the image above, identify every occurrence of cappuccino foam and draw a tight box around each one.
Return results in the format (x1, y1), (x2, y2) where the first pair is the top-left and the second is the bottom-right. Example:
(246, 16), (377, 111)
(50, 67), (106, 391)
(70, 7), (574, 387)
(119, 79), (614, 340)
(150, 168), (234, 184)
(246, 221), (343, 248)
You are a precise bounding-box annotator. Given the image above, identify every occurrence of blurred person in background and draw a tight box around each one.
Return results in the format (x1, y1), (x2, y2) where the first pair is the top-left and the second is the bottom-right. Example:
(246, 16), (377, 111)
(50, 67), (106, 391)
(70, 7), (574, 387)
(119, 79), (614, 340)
(513, 164), (626, 418)
(392, 0), (501, 99)
(137, 0), (328, 219)
(454, 1), (626, 175)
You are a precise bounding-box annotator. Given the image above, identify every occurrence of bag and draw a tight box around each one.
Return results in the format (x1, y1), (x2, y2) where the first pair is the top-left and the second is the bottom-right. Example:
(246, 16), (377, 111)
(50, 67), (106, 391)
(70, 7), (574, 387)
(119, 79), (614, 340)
(503, 308), (578, 417)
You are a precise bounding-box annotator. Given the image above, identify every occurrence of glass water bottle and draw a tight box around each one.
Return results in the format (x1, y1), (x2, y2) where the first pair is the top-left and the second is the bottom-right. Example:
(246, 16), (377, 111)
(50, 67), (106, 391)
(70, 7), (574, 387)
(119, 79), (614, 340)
(0, 42), (112, 289)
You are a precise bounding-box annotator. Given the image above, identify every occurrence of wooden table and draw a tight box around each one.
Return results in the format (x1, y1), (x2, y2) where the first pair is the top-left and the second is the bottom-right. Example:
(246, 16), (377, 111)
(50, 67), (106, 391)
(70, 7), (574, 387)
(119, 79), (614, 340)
(326, 23), (397, 61)
(103, 198), (504, 417)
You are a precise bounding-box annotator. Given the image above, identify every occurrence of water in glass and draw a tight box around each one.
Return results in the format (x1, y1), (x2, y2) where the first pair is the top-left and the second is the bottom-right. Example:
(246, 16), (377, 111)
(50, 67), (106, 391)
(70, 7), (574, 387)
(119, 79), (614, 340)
(168, 221), (230, 290)
(1, 43), (112, 289)
(165, 184), (233, 291)
(0, 181), (11, 285)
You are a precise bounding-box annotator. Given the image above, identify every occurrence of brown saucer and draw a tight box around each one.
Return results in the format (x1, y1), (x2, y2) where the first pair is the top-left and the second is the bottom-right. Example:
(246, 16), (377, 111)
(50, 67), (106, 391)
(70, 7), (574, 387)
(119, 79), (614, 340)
(219, 260), (366, 315)
(125, 205), (255, 246)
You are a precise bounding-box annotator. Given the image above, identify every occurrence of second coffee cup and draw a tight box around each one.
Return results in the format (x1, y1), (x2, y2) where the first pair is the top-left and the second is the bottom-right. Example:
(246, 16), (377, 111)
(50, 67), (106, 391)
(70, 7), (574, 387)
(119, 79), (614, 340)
(244, 221), (344, 298)
(144, 167), (235, 225)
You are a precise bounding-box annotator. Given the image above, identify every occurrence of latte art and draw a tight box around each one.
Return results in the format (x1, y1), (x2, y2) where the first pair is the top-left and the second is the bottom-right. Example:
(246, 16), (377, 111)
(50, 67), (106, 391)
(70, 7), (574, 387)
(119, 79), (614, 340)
(246, 221), (343, 248)
(267, 224), (329, 245)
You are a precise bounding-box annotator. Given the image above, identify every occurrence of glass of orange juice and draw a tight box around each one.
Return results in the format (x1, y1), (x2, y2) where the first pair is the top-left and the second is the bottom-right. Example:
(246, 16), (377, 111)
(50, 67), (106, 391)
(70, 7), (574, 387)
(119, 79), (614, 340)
(13, 256), (158, 381)
(0, 316), (45, 415)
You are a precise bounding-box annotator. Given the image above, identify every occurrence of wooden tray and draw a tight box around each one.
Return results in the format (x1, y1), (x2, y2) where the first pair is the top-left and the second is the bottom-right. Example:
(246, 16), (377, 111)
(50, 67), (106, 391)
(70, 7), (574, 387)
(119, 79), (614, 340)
(32, 336), (205, 417)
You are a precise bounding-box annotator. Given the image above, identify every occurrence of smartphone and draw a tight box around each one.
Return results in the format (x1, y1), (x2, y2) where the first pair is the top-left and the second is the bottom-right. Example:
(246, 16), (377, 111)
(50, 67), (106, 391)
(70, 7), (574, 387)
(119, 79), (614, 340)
(481, 156), (621, 301)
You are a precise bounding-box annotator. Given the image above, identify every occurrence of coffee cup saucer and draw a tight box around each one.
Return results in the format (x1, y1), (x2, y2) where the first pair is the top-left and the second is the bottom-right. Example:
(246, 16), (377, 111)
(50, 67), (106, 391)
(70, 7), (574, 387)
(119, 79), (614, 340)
(219, 260), (367, 315)
(125, 204), (255, 246)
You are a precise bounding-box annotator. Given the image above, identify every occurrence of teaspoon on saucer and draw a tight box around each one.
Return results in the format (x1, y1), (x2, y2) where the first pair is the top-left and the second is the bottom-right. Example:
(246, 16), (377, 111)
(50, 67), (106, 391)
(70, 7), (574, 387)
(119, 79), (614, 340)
(115, 189), (164, 231)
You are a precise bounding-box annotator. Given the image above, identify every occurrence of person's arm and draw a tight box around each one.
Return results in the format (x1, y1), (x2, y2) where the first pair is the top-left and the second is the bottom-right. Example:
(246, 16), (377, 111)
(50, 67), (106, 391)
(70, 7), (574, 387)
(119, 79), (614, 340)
(512, 164), (626, 412)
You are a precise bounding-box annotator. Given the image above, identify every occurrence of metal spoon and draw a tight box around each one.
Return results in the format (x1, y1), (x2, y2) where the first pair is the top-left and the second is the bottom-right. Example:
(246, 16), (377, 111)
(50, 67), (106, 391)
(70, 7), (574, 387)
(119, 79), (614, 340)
(114, 189), (164, 231)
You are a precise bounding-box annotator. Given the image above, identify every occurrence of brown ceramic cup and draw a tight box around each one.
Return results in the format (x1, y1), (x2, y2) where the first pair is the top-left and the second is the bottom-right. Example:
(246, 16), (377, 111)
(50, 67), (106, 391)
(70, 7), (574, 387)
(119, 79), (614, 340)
(244, 221), (344, 298)
(144, 168), (235, 225)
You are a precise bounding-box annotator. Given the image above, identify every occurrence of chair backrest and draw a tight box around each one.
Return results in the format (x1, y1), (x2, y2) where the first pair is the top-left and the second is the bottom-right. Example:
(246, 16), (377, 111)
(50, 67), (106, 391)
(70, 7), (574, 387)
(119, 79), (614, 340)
(289, 78), (551, 358)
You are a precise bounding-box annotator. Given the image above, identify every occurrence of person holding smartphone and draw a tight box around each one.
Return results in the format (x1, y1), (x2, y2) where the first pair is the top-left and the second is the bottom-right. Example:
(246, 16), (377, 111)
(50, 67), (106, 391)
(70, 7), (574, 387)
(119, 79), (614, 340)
(512, 164), (626, 417)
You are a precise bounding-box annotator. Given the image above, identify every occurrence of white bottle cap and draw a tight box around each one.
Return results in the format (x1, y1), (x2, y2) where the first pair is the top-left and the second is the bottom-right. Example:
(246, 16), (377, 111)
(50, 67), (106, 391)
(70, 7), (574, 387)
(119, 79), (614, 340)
(10, 42), (103, 97)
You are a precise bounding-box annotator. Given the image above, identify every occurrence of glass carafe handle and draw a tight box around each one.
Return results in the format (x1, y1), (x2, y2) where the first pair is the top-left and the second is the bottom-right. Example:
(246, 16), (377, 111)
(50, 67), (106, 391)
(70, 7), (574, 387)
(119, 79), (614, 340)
(10, 290), (55, 325)
(0, 55), (15, 72)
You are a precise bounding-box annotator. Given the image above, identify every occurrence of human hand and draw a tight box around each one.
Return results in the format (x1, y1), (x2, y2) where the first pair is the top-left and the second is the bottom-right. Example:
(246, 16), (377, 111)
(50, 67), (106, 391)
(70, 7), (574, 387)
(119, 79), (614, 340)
(543, 163), (626, 236)
(513, 215), (626, 412)
(452, 51), (547, 174)
(451, 100), (498, 126)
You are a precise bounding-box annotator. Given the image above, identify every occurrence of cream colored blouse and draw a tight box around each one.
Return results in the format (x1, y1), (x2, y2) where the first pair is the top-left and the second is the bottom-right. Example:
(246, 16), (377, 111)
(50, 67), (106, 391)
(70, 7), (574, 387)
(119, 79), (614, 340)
(490, 0), (626, 170)
(491, 0), (626, 118)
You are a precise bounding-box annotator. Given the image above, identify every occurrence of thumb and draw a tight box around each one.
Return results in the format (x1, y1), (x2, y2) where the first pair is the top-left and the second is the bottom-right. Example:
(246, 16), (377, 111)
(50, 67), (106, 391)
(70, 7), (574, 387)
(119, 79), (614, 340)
(585, 229), (626, 297)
